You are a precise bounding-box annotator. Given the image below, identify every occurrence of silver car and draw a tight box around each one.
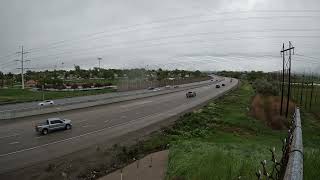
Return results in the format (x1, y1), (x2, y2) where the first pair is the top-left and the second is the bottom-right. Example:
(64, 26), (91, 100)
(35, 118), (72, 135)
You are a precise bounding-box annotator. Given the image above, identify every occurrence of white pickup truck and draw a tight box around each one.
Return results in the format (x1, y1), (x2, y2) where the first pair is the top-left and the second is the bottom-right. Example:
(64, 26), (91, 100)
(35, 118), (72, 135)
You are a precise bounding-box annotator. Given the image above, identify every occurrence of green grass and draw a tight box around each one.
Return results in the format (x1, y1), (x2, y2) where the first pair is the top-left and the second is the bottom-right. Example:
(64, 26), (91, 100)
(160, 83), (287, 180)
(156, 82), (319, 180)
(0, 88), (115, 104)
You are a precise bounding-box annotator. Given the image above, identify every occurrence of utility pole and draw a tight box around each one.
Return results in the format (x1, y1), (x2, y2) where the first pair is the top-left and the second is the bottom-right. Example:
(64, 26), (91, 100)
(310, 74), (314, 109)
(300, 74), (305, 106)
(286, 41), (293, 118)
(97, 57), (102, 69)
(280, 42), (295, 118)
(280, 44), (285, 115)
(15, 46), (30, 89)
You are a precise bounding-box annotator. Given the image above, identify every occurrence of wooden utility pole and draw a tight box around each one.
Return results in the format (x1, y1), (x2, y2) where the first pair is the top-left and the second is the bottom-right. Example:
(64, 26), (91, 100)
(300, 74), (305, 106)
(280, 44), (285, 115)
(280, 42), (295, 118)
(310, 74), (314, 109)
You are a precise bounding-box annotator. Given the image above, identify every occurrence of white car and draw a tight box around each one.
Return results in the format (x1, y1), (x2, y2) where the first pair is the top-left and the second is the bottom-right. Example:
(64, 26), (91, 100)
(38, 100), (55, 106)
(153, 88), (161, 91)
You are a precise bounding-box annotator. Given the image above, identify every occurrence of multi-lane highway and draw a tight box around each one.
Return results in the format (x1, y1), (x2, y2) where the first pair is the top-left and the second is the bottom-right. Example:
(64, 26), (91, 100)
(0, 77), (238, 174)
(0, 78), (216, 112)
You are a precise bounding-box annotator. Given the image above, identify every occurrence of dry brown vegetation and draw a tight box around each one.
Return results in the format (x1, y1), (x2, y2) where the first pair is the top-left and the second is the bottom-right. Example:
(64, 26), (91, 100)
(250, 94), (295, 130)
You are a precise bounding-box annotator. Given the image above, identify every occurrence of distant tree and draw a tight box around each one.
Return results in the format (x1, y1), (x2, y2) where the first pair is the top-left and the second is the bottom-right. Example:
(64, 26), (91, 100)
(0, 71), (4, 87)
(101, 69), (114, 80)
(193, 70), (201, 77)
(5, 72), (14, 87)
(71, 84), (78, 89)
(95, 83), (103, 87)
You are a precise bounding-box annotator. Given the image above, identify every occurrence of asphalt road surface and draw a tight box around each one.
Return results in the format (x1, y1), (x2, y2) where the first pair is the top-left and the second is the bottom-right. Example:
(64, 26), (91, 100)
(0, 77), (238, 174)
(0, 78), (217, 112)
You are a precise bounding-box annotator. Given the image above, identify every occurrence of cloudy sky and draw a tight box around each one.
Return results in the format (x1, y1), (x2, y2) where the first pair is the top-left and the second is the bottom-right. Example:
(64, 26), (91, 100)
(0, 0), (320, 73)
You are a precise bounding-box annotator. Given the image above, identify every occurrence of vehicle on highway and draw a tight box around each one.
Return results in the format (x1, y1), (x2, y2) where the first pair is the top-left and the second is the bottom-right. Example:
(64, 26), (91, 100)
(38, 100), (55, 106)
(216, 85), (220, 88)
(222, 83), (225, 86)
(35, 117), (72, 135)
(174, 85), (179, 88)
(186, 91), (196, 98)
(147, 87), (155, 90)
(165, 85), (171, 89)
(153, 88), (161, 91)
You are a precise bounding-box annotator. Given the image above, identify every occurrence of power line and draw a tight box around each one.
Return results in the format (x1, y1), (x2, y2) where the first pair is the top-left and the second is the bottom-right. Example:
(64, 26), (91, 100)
(27, 14), (320, 54)
(295, 54), (320, 61)
(28, 31), (320, 62)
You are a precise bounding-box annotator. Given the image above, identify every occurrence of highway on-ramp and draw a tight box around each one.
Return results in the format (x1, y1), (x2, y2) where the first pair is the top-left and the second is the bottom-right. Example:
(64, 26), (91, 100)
(0, 77), (238, 174)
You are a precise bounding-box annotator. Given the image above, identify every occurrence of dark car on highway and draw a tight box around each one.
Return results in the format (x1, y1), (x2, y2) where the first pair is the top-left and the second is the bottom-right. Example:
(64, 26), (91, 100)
(216, 85), (220, 88)
(222, 84), (225, 86)
(186, 91), (196, 98)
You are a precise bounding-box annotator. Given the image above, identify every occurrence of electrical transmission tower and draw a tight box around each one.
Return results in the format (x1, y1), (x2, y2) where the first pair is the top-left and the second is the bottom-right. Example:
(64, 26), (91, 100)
(280, 41), (295, 118)
(97, 57), (102, 69)
(15, 46), (31, 89)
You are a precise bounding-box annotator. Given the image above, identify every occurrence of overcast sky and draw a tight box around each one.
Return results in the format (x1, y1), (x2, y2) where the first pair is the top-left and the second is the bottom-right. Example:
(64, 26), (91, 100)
(0, 0), (320, 73)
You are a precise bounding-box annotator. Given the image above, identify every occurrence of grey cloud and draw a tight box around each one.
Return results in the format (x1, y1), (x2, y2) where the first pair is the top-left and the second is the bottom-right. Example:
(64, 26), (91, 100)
(0, 0), (319, 73)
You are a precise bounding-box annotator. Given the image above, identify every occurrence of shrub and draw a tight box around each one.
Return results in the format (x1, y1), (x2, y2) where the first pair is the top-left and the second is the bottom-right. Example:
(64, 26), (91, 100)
(54, 84), (66, 90)
(82, 83), (92, 88)
(104, 82), (112, 86)
(95, 83), (103, 87)
(252, 78), (278, 96)
(71, 84), (78, 89)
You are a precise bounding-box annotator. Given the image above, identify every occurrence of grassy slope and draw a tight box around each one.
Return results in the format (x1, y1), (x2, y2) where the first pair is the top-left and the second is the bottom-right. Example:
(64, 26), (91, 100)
(163, 82), (319, 179)
(0, 88), (115, 104)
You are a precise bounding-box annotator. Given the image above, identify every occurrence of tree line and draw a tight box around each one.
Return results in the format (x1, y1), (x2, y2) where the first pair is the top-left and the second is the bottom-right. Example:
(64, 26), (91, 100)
(0, 66), (207, 88)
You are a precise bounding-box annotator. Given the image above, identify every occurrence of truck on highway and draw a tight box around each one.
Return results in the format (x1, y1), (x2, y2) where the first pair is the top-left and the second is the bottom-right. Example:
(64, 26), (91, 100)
(35, 117), (72, 135)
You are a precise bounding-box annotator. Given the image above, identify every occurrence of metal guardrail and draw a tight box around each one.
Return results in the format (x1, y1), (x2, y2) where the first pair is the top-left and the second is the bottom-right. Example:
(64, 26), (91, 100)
(283, 108), (303, 180)
(256, 107), (303, 180)
(0, 79), (224, 120)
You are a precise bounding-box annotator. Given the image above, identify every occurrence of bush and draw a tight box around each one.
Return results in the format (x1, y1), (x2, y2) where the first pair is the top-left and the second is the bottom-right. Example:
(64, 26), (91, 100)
(54, 84), (66, 90)
(95, 83), (103, 87)
(71, 84), (78, 89)
(44, 84), (53, 89)
(104, 82), (112, 86)
(82, 83), (92, 88)
(252, 78), (278, 96)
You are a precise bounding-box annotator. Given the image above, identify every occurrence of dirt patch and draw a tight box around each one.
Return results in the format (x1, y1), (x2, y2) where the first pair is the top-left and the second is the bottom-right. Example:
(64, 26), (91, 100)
(250, 94), (295, 130)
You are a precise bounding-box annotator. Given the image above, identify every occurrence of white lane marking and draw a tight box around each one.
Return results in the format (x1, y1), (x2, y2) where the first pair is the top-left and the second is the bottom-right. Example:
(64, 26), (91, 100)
(120, 116), (127, 119)
(0, 112), (163, 158)
(9, 142), (20, 145)
(0, 133), (20, 140)
(82, 125), (94, 128)
(120, 100), (152, 108)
